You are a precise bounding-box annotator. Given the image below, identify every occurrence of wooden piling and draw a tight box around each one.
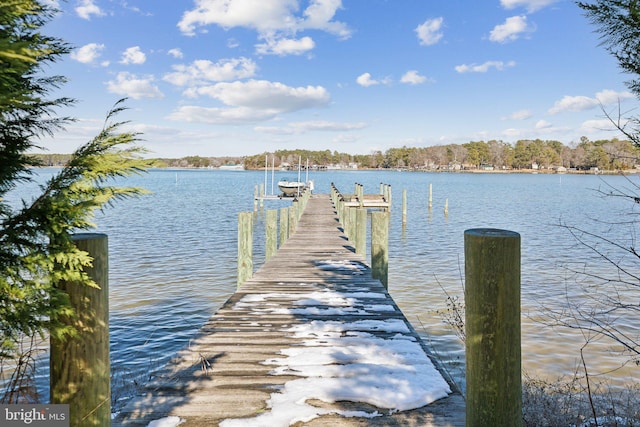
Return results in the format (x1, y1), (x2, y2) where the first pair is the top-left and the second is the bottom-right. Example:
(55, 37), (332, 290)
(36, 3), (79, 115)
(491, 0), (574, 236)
(259, 183), (264, 209)
(50, 233), (110, 427)
(253, 185), (258, 212)
(402, 189), (407, 226)
(464, 228), (522, 427)
(429, 183), (433, 210)
(371, 211), (389, 288)
(288, 204), (296, 237)
(266, 209), (277, 260)
(237, 212), (253, 287)
(355, 208), (367, 255)
(348, 207), (357, 243)
(279, 207), (289, 246)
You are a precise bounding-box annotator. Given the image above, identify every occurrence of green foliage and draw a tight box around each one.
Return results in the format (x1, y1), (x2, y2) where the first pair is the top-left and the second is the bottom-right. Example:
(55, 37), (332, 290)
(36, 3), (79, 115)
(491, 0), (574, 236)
(0, 0), (152, 379)
(578, 0), (640, 147)
(577, 0), (640, 96)
(0, 0), (74, 195)
(1, 102), (151, 356)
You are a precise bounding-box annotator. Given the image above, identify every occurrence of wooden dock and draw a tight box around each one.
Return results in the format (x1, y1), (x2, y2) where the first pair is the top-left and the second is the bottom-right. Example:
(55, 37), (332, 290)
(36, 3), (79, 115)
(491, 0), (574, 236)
(113, 193), (465, 426)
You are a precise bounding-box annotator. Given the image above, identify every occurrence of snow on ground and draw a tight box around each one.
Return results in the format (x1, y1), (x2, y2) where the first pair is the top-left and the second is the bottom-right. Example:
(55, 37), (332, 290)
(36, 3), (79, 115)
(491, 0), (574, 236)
(220, 277), (452, 427)
(146, 416), (184, 427)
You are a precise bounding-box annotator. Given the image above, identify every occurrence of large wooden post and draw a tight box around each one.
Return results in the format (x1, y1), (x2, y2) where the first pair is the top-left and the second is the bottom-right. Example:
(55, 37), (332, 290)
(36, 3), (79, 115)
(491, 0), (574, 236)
(348, 207), (357, 242)
(288, 205), (296, 237)
(279, 206), (289, 246)
(464, 228), (522, 427)
(50, 233), (110, 427)
(402, 189), (407, 226)
(355, 208), (367, 255)
(371, 211), (389, 288)
(237, 212), (253, 287)
(266, 209), (277, 260)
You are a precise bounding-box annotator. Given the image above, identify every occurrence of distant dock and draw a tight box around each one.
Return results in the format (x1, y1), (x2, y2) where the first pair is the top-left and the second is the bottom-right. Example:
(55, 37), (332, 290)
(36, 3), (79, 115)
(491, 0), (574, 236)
(113, 191), (465, 426)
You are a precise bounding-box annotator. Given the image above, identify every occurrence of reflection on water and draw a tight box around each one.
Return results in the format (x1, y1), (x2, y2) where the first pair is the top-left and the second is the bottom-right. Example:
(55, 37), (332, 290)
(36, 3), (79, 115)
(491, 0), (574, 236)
(10, 169), (640, 399)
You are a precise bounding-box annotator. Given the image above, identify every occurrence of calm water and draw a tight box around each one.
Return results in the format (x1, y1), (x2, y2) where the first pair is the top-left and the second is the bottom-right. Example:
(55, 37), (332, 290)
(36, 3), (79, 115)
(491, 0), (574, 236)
(8, 168), (640, 400)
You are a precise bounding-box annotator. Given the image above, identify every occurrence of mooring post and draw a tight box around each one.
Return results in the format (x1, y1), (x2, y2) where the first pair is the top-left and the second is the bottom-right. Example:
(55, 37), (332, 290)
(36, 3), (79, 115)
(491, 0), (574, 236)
(279, 206), (289, 246)
(50, 233), (110, 427)
(259, 183), (264, 209)
(266, 209), (277, 260)
(288, 205), (296, 237)
(464, 228), (522, 427)
(237, 212), (253, 287)
(386, 184), (392, 210)
(371, 211), (389, 288)
(348, 207), (357, 242)
(355, 207), (367, 255)
(253, 185), (258, 212)
(429, 183), (433, 210)
(402, 189), (407, 226)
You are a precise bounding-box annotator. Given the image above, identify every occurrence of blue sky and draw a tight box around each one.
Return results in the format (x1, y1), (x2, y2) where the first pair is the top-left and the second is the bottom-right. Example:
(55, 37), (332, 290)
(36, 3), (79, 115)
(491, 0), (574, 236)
(41, 0), (636, 158)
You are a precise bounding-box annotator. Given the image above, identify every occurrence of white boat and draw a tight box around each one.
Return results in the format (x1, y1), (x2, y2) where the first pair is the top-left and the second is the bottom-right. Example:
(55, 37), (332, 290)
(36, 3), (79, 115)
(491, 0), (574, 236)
(277, 179), (306, 197)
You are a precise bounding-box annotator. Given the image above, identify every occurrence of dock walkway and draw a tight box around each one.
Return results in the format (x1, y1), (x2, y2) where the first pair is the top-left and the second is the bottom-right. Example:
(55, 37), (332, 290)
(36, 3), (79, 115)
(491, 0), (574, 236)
(114, 193), (465, 426)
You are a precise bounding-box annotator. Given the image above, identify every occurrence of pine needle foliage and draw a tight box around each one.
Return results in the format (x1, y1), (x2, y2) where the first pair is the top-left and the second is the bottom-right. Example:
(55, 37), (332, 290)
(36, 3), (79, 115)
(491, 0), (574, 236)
(577, 0), (640, 97)
(577, 0), (640, 146)
(0, 0), (152, 390)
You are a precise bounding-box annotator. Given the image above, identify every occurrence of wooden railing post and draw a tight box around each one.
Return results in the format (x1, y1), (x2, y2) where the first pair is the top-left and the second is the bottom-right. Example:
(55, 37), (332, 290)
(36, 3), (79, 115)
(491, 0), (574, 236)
(371, 211), (389, 288)
(402, 189), (407, 226)
(288, 205), (296, 237)
(279, 206), (289, 246)
(355, 207), (367, 255)
(50, 233), (110, 427)
(237, 212), (253, 287)
(464, 228), (522, 427)
(266, 209), (277, 260)
(348, 207), (357, 242)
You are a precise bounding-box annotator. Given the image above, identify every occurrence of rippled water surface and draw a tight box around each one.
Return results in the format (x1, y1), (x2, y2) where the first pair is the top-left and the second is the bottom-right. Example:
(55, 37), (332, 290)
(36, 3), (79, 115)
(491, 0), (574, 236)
(12, 168), (640, 398)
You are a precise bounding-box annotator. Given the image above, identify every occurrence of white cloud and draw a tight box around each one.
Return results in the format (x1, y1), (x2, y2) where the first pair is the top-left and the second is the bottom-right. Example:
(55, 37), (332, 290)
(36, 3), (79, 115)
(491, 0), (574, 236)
(356, 72), (391, 87)
(502, 109), (532, 120)
(75, 0), (104, 20)
(120, 46), (146, 65)
(301, 0), (351, 39)
(356, 73), (377, 87)
(549, 90), (634, 114)
(500, 0), (558, 13)
(549, 95), (598, 114)
(400, 70), (429, 85)
(256, 36), (315, 56)
(415, 17), (444, 46)
(167, 105), (277, 124)
(163, 57), (257, 86)
(168, 80), (330, 124)
(168, 48), (184, 59)
(178, 0), (351, 42)
(580, 118), (620, 133)
(595, 89), (635, 104)
(255, 120), (366, 134)
(195, 80), (329, 111)
(332, 133), (360, 144)
(489, 16), (532, 43)
(106, 72), (164, 100)
(70, 43), (105, 64)
(455, 60), (516, 73)
(535, 119), (552, 129)
(290, 121), (366, 131)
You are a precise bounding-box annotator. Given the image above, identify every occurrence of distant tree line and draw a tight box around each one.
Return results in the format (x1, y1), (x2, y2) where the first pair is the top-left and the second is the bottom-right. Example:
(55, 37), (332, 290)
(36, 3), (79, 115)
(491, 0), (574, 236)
(244, 138), (639, 171)
(32, 136), (639, 171)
